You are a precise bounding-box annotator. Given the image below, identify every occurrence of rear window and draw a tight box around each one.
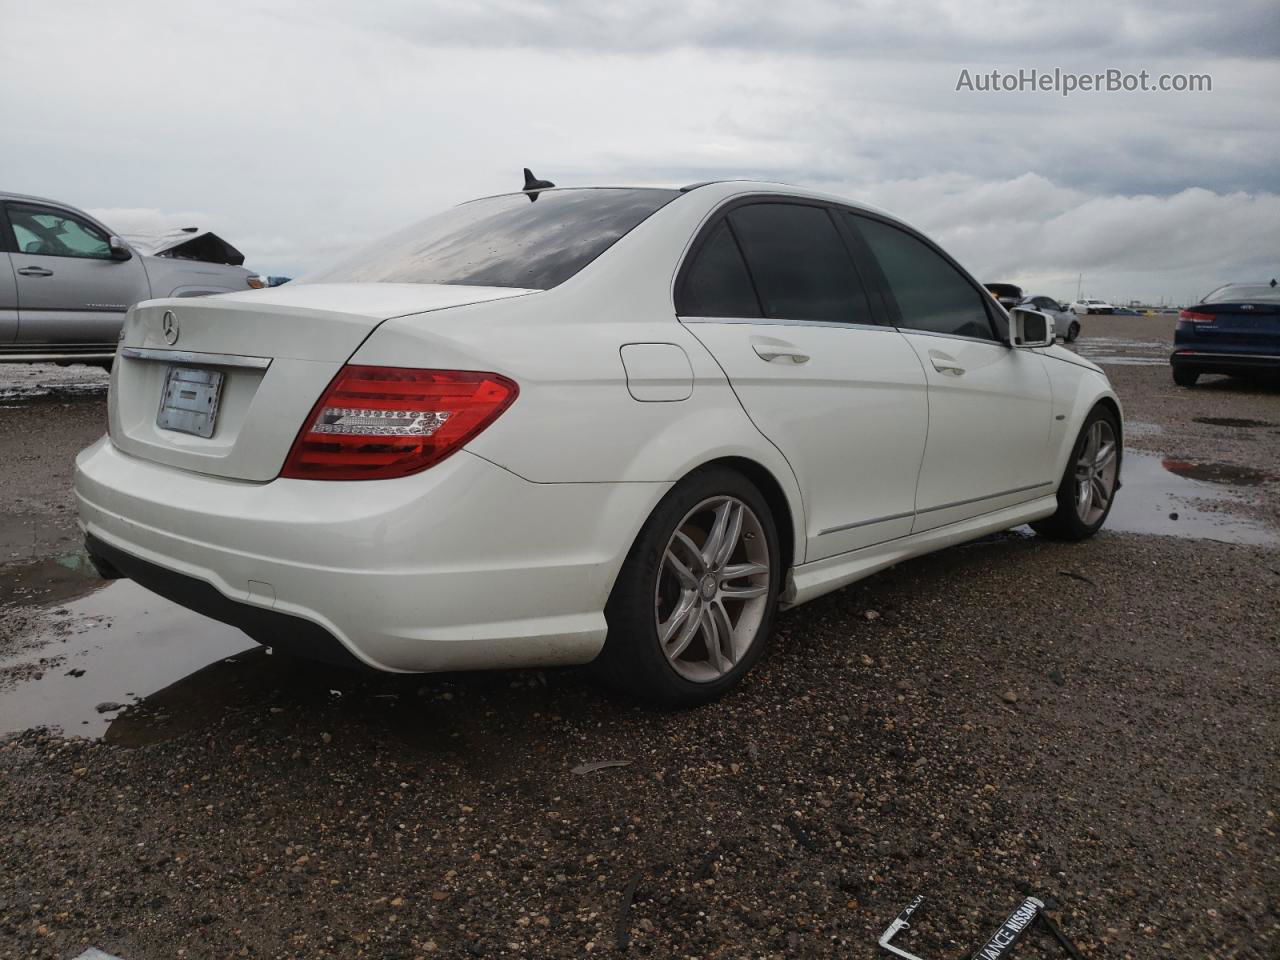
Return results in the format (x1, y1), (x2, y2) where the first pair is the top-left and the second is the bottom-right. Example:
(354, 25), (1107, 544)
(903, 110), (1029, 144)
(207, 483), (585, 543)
(303, 188), (679, 290)
(1203, 284), (1280, 304)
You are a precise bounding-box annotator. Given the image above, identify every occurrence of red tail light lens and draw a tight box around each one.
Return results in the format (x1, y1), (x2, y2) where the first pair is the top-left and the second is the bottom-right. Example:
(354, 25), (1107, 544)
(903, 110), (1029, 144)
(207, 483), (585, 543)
(1179, 309), (1216, 324)
(281, 366), (518, 480)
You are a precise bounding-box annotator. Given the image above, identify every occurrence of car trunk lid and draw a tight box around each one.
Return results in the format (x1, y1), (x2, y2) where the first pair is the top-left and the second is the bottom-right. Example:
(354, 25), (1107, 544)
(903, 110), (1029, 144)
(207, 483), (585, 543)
(1186, 301), (1280, 344)
(108, 283), (535, 481)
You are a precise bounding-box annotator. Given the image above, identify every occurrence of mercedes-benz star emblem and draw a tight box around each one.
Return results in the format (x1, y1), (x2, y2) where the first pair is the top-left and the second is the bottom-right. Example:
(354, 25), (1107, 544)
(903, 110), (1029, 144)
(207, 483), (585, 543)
(161, 310), (180, 345)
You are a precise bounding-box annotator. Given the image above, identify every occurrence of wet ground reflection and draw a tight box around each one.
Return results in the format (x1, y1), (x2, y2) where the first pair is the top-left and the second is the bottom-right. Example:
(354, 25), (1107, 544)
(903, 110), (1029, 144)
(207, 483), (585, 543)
(1106, 452), (1276, 544)
(0, 580), (256, 740)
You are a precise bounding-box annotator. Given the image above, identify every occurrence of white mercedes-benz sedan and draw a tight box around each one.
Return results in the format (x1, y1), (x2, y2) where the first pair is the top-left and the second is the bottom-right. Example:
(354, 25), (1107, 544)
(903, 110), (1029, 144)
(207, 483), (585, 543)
(74, 180), (1122, 705)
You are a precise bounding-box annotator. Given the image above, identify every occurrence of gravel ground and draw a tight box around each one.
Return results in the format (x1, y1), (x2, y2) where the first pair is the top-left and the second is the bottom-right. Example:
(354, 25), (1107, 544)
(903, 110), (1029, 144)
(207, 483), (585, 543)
(0, 341), (1277, 960)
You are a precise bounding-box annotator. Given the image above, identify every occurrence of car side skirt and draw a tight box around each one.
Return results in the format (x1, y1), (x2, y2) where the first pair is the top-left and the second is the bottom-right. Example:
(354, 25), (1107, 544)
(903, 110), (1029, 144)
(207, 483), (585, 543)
(782, 494), (1058, 607)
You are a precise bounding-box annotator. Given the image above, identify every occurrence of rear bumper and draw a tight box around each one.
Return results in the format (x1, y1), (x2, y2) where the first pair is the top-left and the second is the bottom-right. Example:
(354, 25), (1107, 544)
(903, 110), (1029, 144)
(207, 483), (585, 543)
(85, 532), (367, 669)
(1170, 348), (1280, 374)
(74, 437), (669, 672)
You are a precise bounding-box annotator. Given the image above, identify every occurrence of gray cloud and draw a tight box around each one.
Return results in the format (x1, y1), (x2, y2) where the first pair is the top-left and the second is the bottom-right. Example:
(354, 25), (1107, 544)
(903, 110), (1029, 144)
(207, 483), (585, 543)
(1, 0), (1276, 302)
(327, 0), (1280, 59)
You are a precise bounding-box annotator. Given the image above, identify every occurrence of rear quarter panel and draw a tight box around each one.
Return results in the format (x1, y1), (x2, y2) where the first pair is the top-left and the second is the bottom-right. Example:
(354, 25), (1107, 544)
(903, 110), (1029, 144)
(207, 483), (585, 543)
(352, 288), (810, 563)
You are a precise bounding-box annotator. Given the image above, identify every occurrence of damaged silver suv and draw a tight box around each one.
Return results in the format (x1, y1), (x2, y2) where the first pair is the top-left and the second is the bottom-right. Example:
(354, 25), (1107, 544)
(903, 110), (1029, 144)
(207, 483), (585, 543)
(1, 191), (260, 365)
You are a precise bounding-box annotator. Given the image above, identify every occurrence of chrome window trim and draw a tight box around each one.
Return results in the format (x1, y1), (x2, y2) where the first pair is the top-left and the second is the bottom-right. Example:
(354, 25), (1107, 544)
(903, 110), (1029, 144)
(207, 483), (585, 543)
(678, 316), (894, 333)
(895, 327), (1007, 347)
(120, 346), (272, 370)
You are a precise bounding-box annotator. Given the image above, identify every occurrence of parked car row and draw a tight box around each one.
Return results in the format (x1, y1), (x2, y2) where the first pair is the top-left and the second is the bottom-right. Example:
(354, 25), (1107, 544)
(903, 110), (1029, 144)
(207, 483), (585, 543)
(983, 284), (1080, 342)
(0, 191), (260, 366)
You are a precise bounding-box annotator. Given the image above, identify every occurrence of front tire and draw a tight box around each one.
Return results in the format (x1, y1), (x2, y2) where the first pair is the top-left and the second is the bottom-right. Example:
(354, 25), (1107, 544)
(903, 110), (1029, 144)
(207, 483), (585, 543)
(594, 467), (781, 706)
(1067, 321), (1081, 342)
(1172, 366), (1199, 387)
(1031, 406), (1121, 541)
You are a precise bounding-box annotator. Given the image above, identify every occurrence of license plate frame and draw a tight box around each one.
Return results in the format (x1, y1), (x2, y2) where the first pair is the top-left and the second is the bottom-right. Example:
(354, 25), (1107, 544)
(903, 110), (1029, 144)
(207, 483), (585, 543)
(156, 365), (225, 438)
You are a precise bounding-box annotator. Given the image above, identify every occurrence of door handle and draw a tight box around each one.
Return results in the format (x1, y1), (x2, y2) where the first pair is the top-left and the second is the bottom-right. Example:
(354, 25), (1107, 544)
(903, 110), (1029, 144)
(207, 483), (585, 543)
(16, 266), (54, 277)
(753, 344), (810, 364)
(931, 357), (965, 376)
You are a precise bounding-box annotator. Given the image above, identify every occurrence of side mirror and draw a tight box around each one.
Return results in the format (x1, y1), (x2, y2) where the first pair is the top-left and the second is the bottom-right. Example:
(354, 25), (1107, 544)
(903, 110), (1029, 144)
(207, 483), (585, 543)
(1010, 307), (1055, 348)
(108, 236), (133, 261)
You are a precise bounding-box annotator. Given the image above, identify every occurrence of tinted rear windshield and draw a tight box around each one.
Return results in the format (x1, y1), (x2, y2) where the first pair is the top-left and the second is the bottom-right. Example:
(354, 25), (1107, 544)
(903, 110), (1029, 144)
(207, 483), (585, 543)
(304, 188), (680, 290)
(1203, 284), (1280, 304)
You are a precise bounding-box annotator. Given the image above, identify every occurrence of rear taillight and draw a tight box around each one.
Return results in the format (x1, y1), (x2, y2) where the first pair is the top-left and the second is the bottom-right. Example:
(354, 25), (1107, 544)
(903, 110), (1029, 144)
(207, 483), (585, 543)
(1179, 309), (1215, 324)
(247, 275), (266, 289)
(281, 366), (518, 480)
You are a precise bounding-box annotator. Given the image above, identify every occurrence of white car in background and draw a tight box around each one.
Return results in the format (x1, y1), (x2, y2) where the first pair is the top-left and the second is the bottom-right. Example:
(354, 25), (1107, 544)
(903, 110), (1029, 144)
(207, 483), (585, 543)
(1070, 298), (1115, 315)
(1021, 295), (1080, 341)
(75, 179), (1123, 705)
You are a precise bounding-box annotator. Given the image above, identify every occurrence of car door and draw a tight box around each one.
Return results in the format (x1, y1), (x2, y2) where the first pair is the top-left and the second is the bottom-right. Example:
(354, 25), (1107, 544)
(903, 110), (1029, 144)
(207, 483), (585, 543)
(5, 201), (149, 347)
(677, 200), (929, 561)
(846, 212), (1054, 533)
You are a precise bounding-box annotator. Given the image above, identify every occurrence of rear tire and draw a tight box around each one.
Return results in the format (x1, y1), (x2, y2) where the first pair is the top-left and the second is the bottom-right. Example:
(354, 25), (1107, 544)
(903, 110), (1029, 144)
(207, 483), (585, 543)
(1067, 322), (1080, 343)
(593, 466), (781, 707)
(1031, 405), (1121, 542)
(1172, 366), (1199, 387)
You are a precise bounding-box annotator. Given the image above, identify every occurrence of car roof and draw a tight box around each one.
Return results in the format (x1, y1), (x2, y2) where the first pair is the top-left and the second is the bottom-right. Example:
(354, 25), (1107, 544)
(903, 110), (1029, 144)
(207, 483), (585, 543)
(0, 189), (82, 207)
(463, 179), (914, 233)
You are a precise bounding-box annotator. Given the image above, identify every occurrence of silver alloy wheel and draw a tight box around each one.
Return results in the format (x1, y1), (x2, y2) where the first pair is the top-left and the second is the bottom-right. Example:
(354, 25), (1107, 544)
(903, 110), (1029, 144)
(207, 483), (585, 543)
(1074, 419), (1118, 525)
(655, 496), (771, 683)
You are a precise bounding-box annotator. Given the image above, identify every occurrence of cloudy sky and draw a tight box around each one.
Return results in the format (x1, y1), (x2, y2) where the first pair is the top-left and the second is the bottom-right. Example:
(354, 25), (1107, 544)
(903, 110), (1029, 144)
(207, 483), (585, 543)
(2, 0), (1277, 303)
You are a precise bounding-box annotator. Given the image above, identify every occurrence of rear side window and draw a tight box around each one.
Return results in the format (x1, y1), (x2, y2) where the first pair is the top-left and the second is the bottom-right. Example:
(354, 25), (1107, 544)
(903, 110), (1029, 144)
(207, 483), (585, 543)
(728, 203), (873, 324)
(852, 214), (995, 341)
(676, 221), (761, 317)
(304, 188), (680, 290)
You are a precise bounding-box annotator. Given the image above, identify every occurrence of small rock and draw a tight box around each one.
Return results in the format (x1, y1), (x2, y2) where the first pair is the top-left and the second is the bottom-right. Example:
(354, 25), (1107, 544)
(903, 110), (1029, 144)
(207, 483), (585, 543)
(65, 668), (85, 678)
(1002, 691), (1019, 704)
(860, 654), (875, 667)
(321, 732), (332, 744)
(432, 890), (448, 902)
(1169, 512), (1179, 521)
(94, 702), (124, 714)
(864, 610), (880, 621)
(1048, 669), (1066, 687)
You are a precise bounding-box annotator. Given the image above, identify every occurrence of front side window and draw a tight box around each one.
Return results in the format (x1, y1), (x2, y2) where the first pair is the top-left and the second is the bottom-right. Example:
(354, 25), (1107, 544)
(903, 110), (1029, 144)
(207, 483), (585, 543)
(304, 188), (679, 290)
(8, 204), (111, 260)
(851, 214), (995, 341)
(727, 203), (874, 324)
(676, 220), (761, 318)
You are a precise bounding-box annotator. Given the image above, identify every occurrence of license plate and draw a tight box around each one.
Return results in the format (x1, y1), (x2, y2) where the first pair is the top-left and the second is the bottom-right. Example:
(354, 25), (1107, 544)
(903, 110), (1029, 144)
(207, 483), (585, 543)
(157, 366), (224, 438)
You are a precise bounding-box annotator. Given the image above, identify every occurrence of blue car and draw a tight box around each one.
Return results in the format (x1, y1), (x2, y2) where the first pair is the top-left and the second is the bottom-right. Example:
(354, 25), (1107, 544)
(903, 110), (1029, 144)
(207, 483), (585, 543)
(1170, 280), (1280, 386)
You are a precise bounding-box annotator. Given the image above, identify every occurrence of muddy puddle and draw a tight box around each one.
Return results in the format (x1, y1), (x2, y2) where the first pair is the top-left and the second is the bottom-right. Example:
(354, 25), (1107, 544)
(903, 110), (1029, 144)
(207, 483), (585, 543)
(0, 581), (257, 742)
(0, 362), (109, 402)
(1071, 337), (1167, 367)
(1106, 452), (1276, 543)
(0, 550), (104, 607)
(0, 578), (562, 752)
